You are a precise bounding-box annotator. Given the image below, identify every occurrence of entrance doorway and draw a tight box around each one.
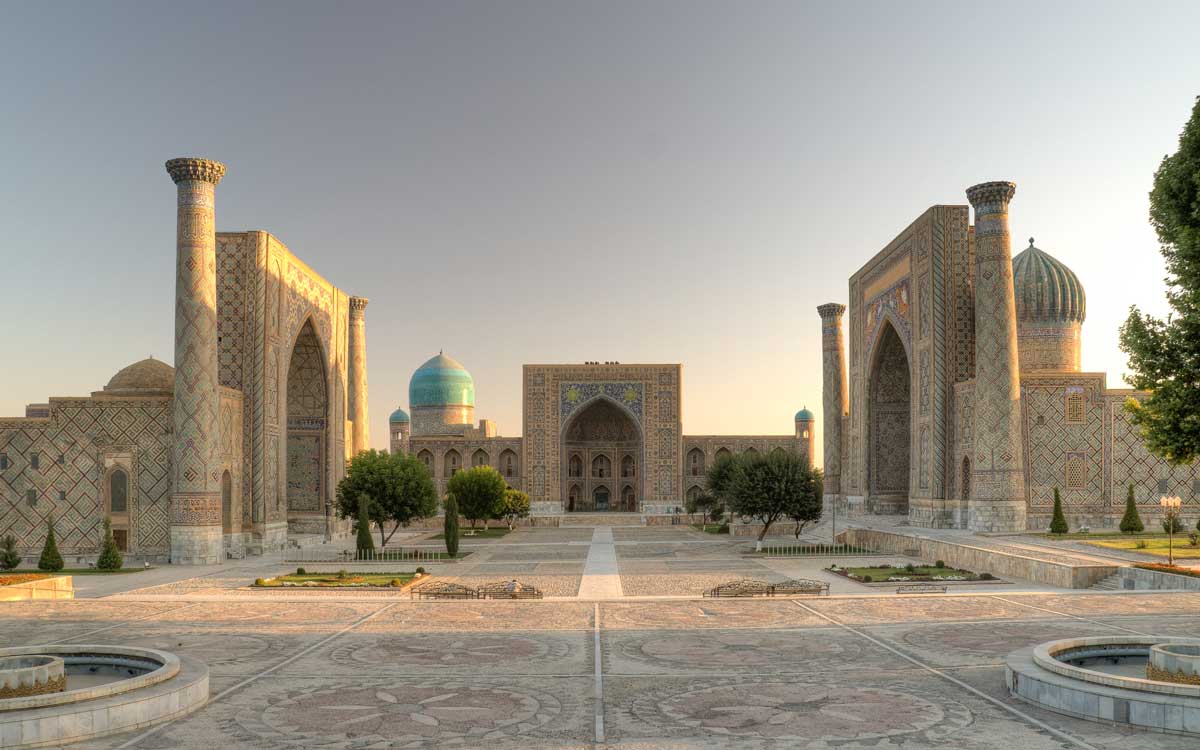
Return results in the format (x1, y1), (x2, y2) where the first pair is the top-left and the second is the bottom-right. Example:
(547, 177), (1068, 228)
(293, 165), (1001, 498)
(593, 486), (610, 511)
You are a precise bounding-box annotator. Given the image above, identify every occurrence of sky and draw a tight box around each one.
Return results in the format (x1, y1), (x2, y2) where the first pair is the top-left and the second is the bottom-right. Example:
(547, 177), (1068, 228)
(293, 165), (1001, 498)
(1, 1), (1198, 463)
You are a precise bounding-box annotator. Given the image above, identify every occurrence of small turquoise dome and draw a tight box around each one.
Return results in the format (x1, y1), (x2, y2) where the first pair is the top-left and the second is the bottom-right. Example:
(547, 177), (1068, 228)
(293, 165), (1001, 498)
(1013, 239), (1086, 323)
(389, 407), (410, 424)
(795, 407), (815, 422)
(409, 352), (475, 408)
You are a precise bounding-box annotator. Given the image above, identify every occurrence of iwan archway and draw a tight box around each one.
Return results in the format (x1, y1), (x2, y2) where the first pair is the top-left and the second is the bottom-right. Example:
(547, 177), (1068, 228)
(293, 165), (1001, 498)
(284, 318), (330, 534)
(866, 320), (911, 514)
(561, 397), (642, 512)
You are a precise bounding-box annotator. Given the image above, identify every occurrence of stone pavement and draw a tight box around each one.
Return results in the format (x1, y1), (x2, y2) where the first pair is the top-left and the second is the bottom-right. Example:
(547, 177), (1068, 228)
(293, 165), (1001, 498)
(578, 527), (622, 599)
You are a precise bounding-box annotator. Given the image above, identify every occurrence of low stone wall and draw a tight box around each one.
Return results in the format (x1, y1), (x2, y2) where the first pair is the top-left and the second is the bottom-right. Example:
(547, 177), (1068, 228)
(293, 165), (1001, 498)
(0, 576), (73, 602)
(1119, 566), (1200, 591)
(839, 528), (1117, 589)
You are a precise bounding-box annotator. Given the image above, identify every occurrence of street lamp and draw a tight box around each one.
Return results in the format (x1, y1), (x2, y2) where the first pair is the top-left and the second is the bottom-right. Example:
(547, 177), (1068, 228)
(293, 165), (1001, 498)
(1160, 495), (1182, 567)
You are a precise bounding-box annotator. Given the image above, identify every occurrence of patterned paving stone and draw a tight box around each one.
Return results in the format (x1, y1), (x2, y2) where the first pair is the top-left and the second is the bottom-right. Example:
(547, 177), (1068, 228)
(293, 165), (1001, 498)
(802, 594), (1057, 624)
(864, 619), (1122, 667)
(359, 601), (595, 633)
(600, 600), (828, 630)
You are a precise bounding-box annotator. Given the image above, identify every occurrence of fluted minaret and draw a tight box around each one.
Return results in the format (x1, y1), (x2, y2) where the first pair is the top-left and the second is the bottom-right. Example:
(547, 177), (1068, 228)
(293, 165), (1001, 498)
(348, 296), (370, 455)
(166, 157), (226, 565)
(817, 303), (848, 499)
(965, 181), (1027, 533)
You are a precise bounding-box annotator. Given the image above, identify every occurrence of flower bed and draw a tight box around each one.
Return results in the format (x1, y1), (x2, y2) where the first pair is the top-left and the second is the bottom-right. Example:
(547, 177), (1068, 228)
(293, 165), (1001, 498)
(826, 563), (993, 584)
(254, 571), (420, 588)
(0, 574), (49, 586)
(1134, 562), (1200, 579)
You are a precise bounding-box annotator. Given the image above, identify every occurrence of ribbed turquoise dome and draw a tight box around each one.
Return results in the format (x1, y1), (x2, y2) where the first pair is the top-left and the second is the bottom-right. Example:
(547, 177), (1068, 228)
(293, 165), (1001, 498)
(795, 407), (815, 422)
(388, 407), (410, 423)
(1012, 239), (1086, 323)
(409, 352), (475, 408)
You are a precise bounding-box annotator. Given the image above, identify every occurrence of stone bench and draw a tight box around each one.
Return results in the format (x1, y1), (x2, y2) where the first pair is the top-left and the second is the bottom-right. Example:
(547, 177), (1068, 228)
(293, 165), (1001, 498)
(896, 584), (948, 594)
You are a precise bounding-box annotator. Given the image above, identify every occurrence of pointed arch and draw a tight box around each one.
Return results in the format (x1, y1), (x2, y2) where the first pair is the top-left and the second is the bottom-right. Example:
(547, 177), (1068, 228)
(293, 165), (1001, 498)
(867, 318), (911, 511)
(687, 447), (705, 476)
(472, 448), (490, 468)
(562, 394), (643, 512)
(500, 449), (519, 478)
(443, 449), (461, 478)
(285, 317), (330, 529)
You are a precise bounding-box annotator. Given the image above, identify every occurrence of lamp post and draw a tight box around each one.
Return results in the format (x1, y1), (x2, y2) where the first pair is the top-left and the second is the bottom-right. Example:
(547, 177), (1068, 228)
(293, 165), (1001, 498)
(1160, 495), (1182, 567)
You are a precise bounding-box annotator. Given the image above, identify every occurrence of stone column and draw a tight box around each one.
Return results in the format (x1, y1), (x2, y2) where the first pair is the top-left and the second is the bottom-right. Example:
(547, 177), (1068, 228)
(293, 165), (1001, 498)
(347, 296), (370, 455)
(965, 181), (1027, 533)
(165, 157), (226, 565)
(817, 303), (848, 499)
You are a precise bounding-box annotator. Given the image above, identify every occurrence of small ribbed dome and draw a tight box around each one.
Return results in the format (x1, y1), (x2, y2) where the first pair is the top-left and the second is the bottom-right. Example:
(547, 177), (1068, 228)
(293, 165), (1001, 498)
(104, 358), (174, 395)
(1012, 239), (1086, 323)
(389, 407), (410, 423)
(795, 407), (815, 422)
(409, 352), (475, 408)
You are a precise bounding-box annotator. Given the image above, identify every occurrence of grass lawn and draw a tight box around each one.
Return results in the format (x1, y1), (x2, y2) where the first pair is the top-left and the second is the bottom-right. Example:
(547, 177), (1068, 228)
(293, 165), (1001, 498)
(691, 523), (729, 534)
(255, 572), (418, 588)
(829, 564), (989, 583)
(1081, 537), (1200, 559)
(431, 527), (512, 540)
(8, 568), (147, 576)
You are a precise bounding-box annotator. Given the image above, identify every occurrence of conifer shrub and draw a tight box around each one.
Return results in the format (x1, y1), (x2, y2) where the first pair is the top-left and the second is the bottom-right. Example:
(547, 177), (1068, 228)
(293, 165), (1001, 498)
(96, 517), (123, 571)
(1119, 485), (1144, 534)
(38, 514), (64, 572)
(0, 535), (20, 571)
(1049, 488), (1069, 534)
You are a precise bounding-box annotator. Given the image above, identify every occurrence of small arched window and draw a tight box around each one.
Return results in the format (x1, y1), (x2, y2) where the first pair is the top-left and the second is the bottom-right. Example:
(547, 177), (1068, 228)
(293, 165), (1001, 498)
(444, 450), (460, 478)
(592, 455), (611, 478)
(109, 469), (128, 513)
(568, 454), (583, 478)
(501, 449), (518, 478)
(715, 447), (732, 463)
(743, 447), (759, 457)
(771, 447), (787, 458)
(621, 485), (635, 511)
(472, 449), (489, 468)
(686, 485), (701, 504)
(417, 450), (433, 472)
(621, 455), (635, 478)
(687, 448), (705, 476)
(568, 484), (580, 512)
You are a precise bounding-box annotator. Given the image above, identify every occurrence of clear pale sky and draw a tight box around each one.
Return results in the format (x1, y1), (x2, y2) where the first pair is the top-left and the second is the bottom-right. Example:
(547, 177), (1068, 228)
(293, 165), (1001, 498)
(2, 1), (1198, 463)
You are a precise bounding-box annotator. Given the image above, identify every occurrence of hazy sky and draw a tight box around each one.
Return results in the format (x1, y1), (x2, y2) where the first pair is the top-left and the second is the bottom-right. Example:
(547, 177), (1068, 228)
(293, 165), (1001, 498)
(2, 1), (1198, 462)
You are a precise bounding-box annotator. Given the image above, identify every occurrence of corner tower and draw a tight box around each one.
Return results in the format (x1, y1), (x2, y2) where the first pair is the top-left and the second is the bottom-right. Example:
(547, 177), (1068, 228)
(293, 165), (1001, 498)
(965, 181), (1027, 533)
(817, 303), (848, 500)
(166, 157), (226, 564)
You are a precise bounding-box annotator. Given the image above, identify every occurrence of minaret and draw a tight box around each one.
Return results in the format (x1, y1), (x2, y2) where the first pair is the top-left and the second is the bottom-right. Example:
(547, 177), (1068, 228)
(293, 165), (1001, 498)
(165, 157), (226, 565)
(817, 303), (848, 500)
(794, 407), (816, 464)
(347, 296), (370, 455)
(965, 181), (1027, 533)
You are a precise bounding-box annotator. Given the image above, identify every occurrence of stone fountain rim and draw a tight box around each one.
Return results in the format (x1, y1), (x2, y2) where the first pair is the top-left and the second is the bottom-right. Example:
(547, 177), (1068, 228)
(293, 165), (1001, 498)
(0, 645), (178, 712)
(1032, 635), (1200, 699)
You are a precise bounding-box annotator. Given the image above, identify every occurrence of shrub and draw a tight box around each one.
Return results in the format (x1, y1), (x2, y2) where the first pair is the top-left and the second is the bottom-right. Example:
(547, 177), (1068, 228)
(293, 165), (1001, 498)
(860, 574), (872, 583)
(979, 572), (994, 581)
(390, 578), (404, 587)
(415, 566), (426, 574)
(1188, 532), (1199, 547)
(38, 514), (64, 572)
(355, 494), (376, 558)
(904, 563), (915, 573)
(0, 535), (20, 571)
(1135, 539), (1148, 549)
(1162, 515), (1185, 534)
(96, 517), (123, 571)
(934, 560), (945, 568)
(337, 569), (349, 580)
(296, 567), (306, 575)
(717, 523), (730, 534)
(1049, 488), (1069, 534)
(1119, 485), (1144, 533)
(255, 578), (268, 586)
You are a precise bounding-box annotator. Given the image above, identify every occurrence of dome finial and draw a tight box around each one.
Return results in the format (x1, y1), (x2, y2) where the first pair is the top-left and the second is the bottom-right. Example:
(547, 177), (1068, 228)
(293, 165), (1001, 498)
(1029, 237), (1035, 247)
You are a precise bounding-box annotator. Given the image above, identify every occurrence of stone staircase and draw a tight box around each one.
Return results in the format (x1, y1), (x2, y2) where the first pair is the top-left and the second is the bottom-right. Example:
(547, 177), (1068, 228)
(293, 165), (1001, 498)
(1090, 572), (1125, 591)
(558, 513), (647, 528)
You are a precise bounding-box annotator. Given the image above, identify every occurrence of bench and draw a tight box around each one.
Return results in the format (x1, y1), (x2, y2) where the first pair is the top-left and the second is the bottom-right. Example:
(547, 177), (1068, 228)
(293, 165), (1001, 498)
(896, 584), (948, 594)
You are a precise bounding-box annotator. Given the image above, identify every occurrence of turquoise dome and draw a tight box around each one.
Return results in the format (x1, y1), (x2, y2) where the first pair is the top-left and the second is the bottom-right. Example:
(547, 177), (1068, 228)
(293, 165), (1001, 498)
(1012, 239), (1086, 323)
(795, 407), (815, 422)
(409, 352), (475, 408)
(388, 407), (410, 423)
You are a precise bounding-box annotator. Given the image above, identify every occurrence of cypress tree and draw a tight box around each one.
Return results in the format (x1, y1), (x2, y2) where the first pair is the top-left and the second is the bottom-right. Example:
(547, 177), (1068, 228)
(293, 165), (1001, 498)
(0, 535), (20, 571)
(1119, 484), (1144, 534)
(355, 494), (376, 558)
(444, 495), (460, 558)
(38, 513), (64, 572)
(96, 517), (123, 571)
(1049, 488), (1069, 535)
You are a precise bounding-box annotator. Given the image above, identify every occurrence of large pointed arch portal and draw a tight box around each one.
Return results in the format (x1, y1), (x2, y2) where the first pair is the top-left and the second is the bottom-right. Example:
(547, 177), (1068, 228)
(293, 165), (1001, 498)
(562, 398), (642, 512)
(285, 319), (329, 532)
(867, 321), (911, 513)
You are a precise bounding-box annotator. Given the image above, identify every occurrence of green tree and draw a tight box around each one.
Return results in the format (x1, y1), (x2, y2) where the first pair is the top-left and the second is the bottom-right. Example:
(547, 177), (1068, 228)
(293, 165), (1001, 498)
(335, 449), (438, 548)
(1119, 485), (1144, 534)
(788, 467), (825, 539)
(444, 494), (460, 557)
(1049, 488), (1069, 534)
(446, 466), (508, 528)
(96, 517), (123, 571)
(726, 450), (821, 542)
(0, 535), (20, 571)
(354, 493), (376, 557)
(496, 488), (531, 530)
(704, 453), (738, 511)
(38, 513), (64, 572)
(1120, 97), (1200, 463)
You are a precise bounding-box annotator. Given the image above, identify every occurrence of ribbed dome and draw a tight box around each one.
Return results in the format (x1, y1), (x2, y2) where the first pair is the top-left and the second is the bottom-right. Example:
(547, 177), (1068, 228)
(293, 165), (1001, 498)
(389, 407), (410, 423)
(103, 358), (174, 395)
(1012, 239), (1086, 323)
(409, 352), (475, 408)
(795, 407), (815, 422)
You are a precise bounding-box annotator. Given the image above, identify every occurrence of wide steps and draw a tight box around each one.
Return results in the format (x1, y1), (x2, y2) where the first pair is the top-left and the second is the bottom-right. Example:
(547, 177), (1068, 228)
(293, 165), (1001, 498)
(559, 514), (647, 527)
(1090, 573), (1124, 590)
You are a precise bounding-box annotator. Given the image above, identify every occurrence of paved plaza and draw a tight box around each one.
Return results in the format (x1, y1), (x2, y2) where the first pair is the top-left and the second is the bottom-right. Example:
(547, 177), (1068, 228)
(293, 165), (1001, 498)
(6, 525), (1200, 748)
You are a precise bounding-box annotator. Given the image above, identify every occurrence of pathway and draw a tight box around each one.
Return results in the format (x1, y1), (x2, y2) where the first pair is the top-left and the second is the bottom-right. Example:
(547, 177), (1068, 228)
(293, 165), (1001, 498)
(576, 527), (622, 599)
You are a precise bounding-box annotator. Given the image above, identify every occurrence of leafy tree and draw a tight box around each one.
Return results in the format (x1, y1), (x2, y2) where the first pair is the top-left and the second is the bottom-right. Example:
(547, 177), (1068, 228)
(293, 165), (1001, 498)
(1120, 97), (1200, 463)
(496, 488), (531, 530)
(96, 517), (123, 571)
(1119, 485), (1144, 534)
(1162, 514), (1185, 534)
(788, 467), (824, 539)
(446, 466), (507, 528)
(444, 494), (460, 558)
(726, 450), (822, 541)
(38, 514), (64, 572)
(704, 453), (738, 510)
(0, 535), (20, 571)
(354, 493), (376, 557)
(1049, 488), (1069, 535)
(335, 449), (438, 548)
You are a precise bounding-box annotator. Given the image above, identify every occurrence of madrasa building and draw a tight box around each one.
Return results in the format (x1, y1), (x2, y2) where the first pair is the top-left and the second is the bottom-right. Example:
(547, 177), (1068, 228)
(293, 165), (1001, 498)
(818, 179), (1200, 532)
(389, 356), (815, 516)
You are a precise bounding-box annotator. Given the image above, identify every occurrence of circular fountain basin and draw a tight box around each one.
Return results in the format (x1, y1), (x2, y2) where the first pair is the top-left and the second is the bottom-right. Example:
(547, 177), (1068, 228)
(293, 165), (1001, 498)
(1150, 643), (1200, 685)
(0, 656), (65, 699)
(0, 645), (207, 748)
(1006, 637), (1200, 736)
